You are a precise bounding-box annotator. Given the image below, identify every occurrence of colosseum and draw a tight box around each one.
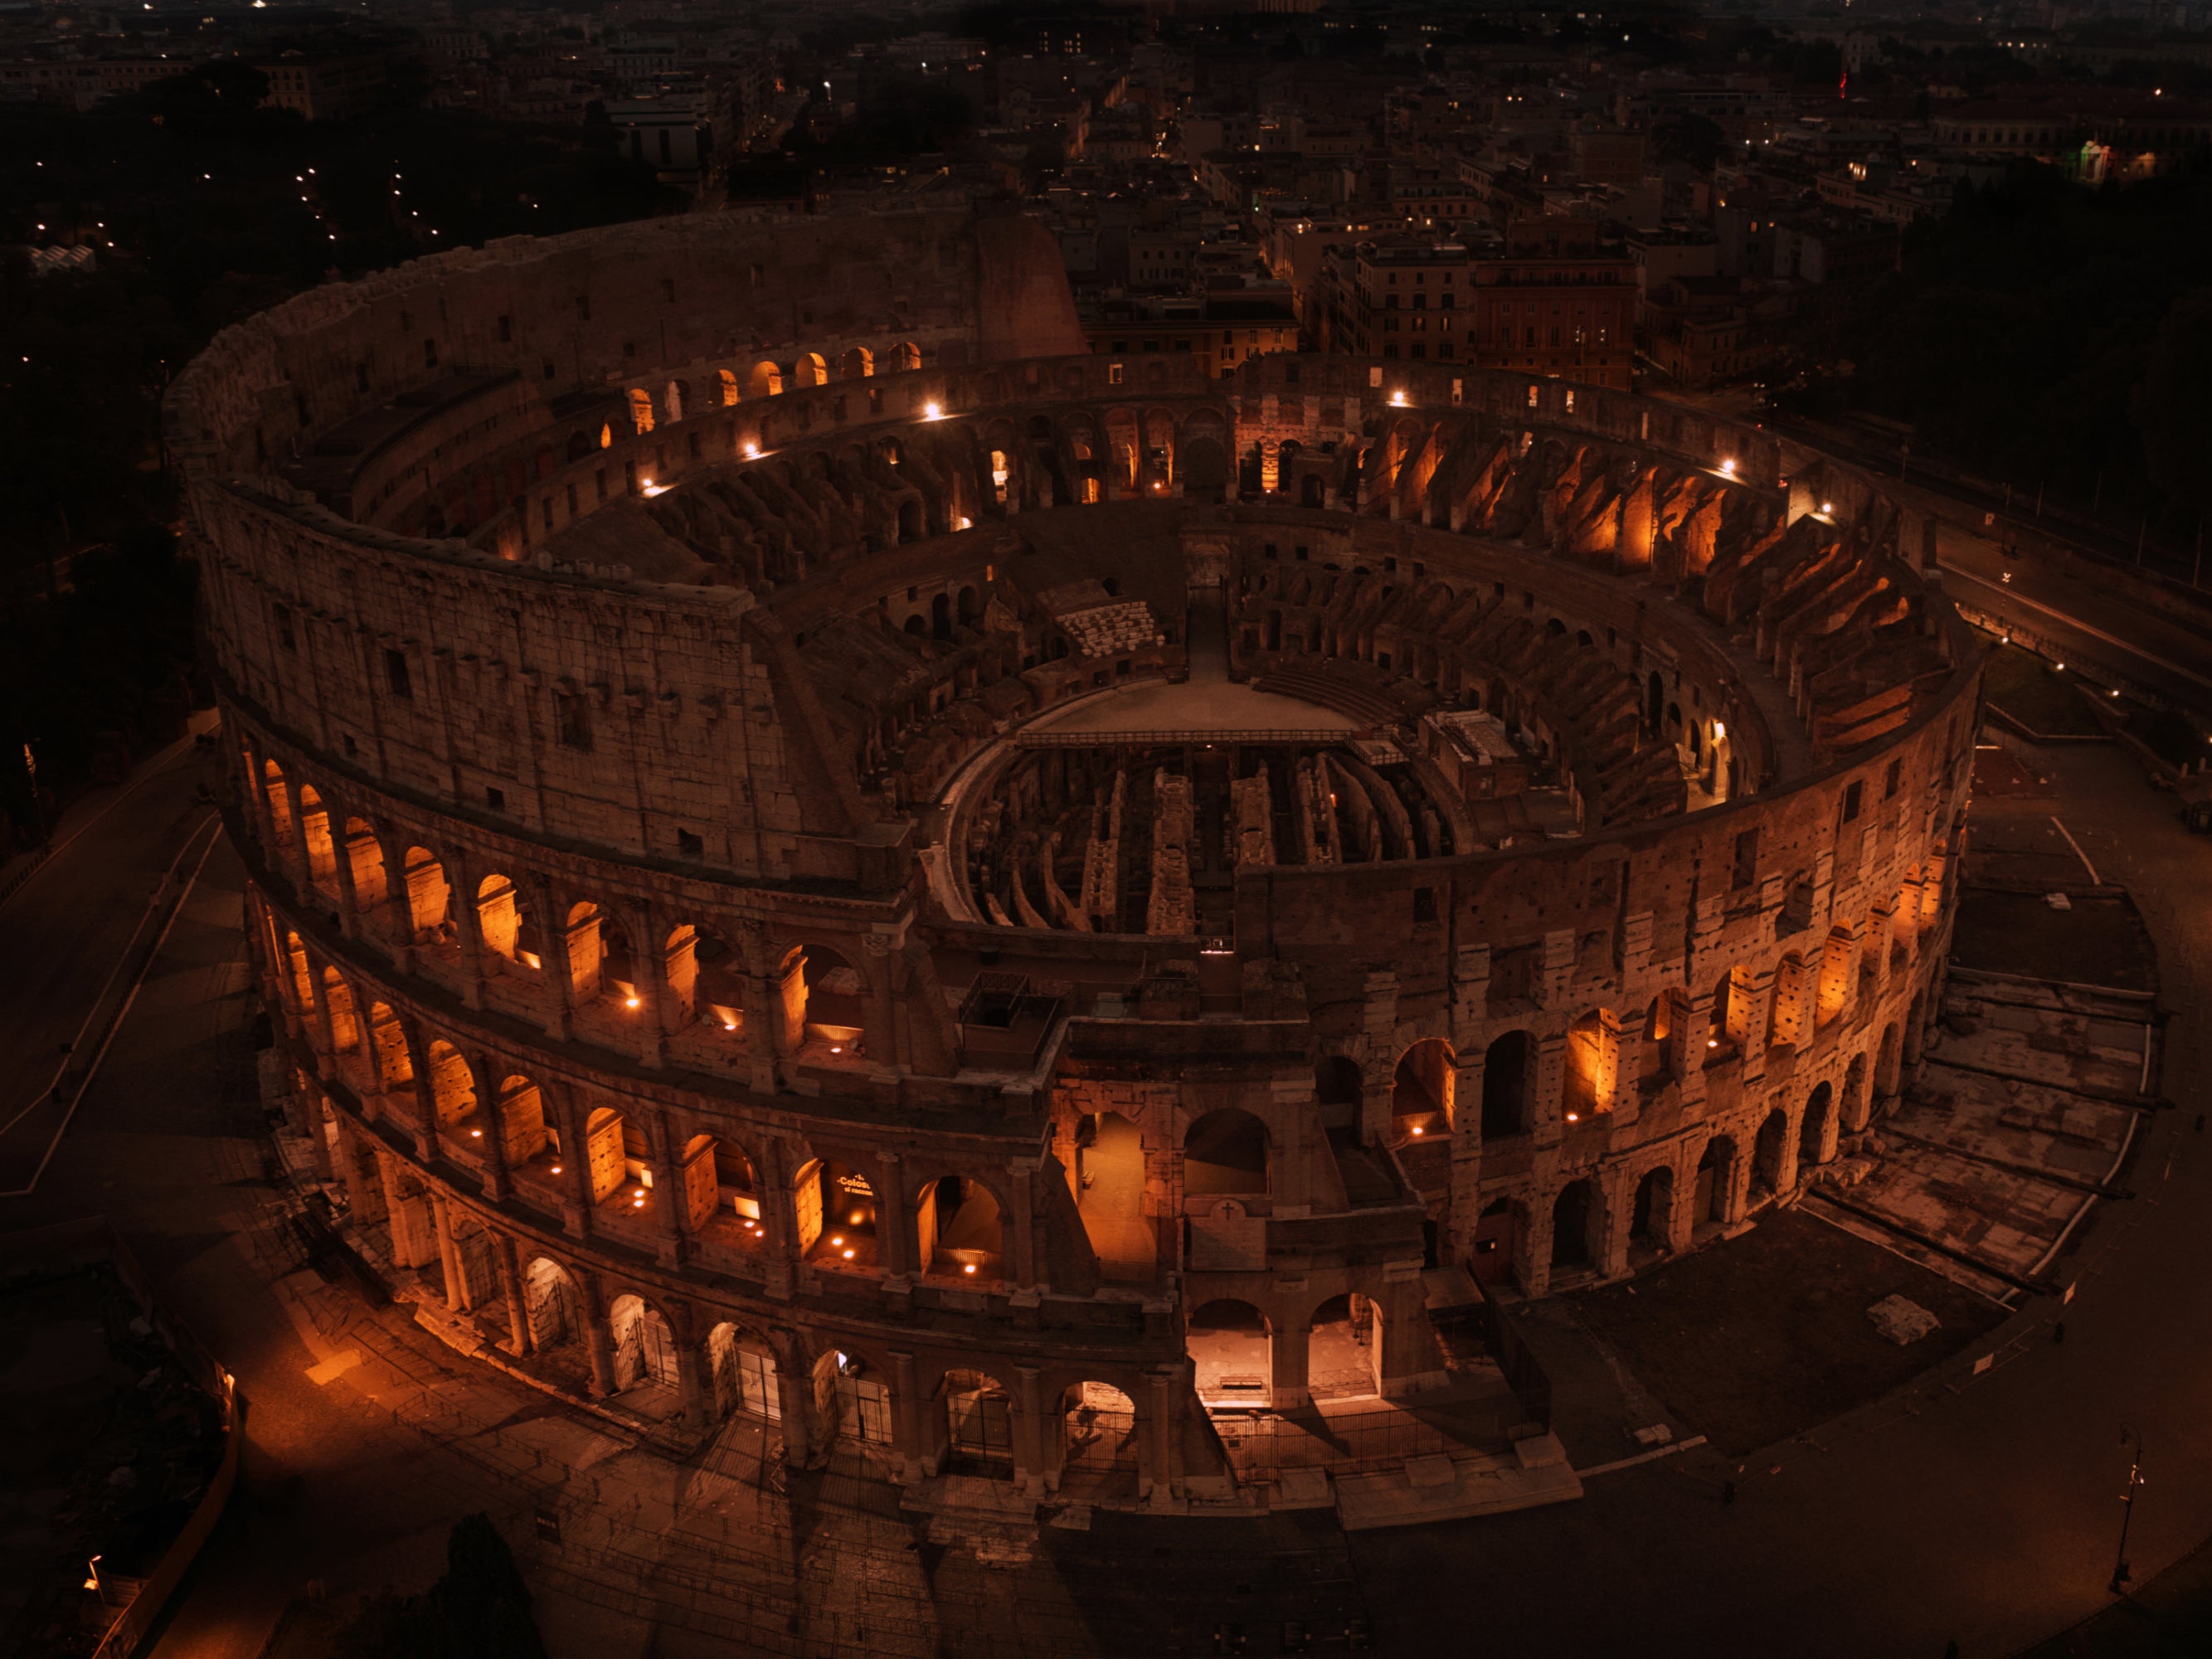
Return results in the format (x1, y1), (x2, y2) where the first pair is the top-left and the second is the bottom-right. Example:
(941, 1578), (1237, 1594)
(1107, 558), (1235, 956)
(165, 203), (1978, 1511)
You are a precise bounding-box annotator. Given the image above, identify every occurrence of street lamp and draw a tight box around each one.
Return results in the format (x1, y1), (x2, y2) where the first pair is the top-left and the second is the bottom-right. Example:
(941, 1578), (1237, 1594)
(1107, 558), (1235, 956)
(2111, 1425), (2146, 1594)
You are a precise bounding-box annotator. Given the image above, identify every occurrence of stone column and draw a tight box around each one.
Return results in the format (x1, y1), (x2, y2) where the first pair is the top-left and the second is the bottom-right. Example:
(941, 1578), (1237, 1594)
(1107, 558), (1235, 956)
(1145, 1370), (1177, 1505)
(429, 1191), (468, 1311)
(377, 1150), (440, 1268)
(1269, 1316), (1310, 1410)
(1015, 1365), (1048, 1496)
(535, 875), (579, 1041)
(874, 1152), (911, 1282)
(493, 1232), (530, 1355)
(674, 1316), (710, 1428)
(644, 1108), (684, 1268)
(574, 1267), (619, 1398)
(1664, 1150), (1699, 1253)
(1009, 1165), (1038, 1292)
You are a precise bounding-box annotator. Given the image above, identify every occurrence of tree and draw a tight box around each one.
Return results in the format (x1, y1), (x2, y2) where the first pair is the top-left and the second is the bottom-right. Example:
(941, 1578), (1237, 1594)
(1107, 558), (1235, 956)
(2132, 286), (2212, 513)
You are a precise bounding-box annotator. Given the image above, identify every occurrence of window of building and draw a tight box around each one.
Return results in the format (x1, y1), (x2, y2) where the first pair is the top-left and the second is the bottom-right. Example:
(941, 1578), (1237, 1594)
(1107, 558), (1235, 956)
(555, 688), (591, 750)
(384, 648), (411, 699)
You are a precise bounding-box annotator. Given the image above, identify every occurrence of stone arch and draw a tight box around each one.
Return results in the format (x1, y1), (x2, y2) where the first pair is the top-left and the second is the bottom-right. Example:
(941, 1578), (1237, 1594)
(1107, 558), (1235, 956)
(474, 872), (525, 961)
(1875, 1019), (1904, 1100)
(748, 360), (783, 398)
(1056, 1379), (1140, 1481)
(628, 387), (654, 434)
(583, 1104), (634, 1204)
(1550, 1178), (1599, 1269)
(562, 901), (606, 999)
(261, 757), (294, 847)
(717, 368), (740, 406)
(278, 930), (315, 1015)
(1631, 1164), (1674, 1252)
(892, 341), (921, 372)
(401, 847), (451, 938)
(812, 1344), (894, 1447)
(664, 379), (685, 425)
(1183, 1107), (1270, 1195)
(915, 1172), (1006, 1282)
(840, 345), (874, 379)
(523, 1255), (581, 1349)
(1306, 1291), (1383, 1399)
(1563, 1008), (1617, 1120)
(1800, 1079), (1835, 1170)
(1481, 1029), (1534, 1138)
(792, 353), (829, 389)
(295, 785), (338, 887)
(791, 941), (869, 1054)
(938, 1366), (1016, 1474)
(1186, 1298), (1271, 1404)
(680, 1131), (761, 1234)
(1752, 1106), (1789, 1198)
(342, 817), (387, 910)
(1392, 1037), (1455, 1136)
(707, 1321), (781, 1419)
(367, 1001), (413, 1089)
(496, 1074), (550, 1166)
(609, 1292), (678, 1389)
(794, 1155), (878, 1264)
(321, 966), (360, 1051)
(425, 1039), (478, 1130)
(669, 920), (746, 1034)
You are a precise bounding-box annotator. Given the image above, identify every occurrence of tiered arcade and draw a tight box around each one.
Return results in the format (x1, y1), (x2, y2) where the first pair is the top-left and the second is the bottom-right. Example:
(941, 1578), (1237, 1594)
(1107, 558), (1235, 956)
(168, 204), (1980, 1506)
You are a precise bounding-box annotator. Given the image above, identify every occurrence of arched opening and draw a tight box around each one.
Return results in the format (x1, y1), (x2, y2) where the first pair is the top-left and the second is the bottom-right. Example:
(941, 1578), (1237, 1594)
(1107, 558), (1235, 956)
(401, 848), (451, 940)
(609, 1293), (678, 1391)
(367, 1001), (413, 1090)
(1550, 1180), (1596, 1269)
(496, 1074), (549, 1166)
(956, 584), (981, 626)
(1631, 1165), (1674, 1255)
(1481, 1031), (1533, 1138)
(1300, 473), (1325, 508)
(681, 1133), (762, 1239)
(1800, 1081), (1834, 1170)
(474, 873), (524, 961)
(795, 943), (868, 1054)
(1695, 1135), (1736, 1225)
(795, 352), (829, 388)
(1186, 1299), (1271, 1406)
(596, 917), (639, 1009)
(818, 1350), (892, 1447)
(1183, 1109), (1270, 1195)
(1314, 1054), (1364, 1131)
(296, 786), (338, 888)
(1059, 1381), (1139, 1485)
(931, 591), (953, 640)
(523, 1257), (581, 1350)
(840, 345), (874, 380)
(1073, 1111), (1152, 1281)
(717, 368), (739, 406)
(707, 1323), (780, 1419)
(321, 967), (359, 1051)
(562, 902), (604, 999)
(425, 1039), (479, 1131)
(343, 819), (386, 910)
(1752, 1108), (1789, 1199)
(892, 341), (921, 372)
(794, 1156), (878, 1266)
(1392, 1039), (1455, 1138)
(747, 361), (783, 399)
(897, 499), (922, 542)
(584, 1105), (639, 1205)
(1709, 967), (1743, 1060)
(1306, 1292), (1383, 1400)
(674, 923), (746, 1038)
(663, 379), (684, 425)
(627, 387), (654, 435)
(1563, 1009), (1616, 1121)
(567, 429), (593, 462)
(917, 1175), (1004, 1282)
(941, 1369), (1014, 1474)
(261, 758), (294, 848)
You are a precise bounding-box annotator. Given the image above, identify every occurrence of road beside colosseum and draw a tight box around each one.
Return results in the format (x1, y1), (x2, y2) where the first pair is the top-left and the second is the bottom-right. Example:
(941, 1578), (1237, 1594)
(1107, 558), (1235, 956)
(2, 730), (2206, 1659)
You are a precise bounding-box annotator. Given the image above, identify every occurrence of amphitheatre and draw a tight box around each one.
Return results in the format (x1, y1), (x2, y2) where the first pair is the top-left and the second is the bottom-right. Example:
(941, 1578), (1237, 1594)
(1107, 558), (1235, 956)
(163, 202), (1978, 1519)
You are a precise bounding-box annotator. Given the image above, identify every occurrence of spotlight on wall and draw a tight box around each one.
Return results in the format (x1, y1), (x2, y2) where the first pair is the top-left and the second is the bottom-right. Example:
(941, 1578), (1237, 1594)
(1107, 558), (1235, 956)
(1719, 458), (1737, 476)
(1389, 390), (1408, 407)
(742, 441), (761, 459)
(922, 401), (944, 421)
(1821, 501), (1834, 515)
(625, 996), (640, 1009)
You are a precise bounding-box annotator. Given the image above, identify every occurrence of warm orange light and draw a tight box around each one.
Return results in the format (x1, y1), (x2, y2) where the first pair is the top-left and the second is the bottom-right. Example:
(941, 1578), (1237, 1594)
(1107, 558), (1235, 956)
(830, 1044), (842, 1053)
(964, 1262), (977, 1274)
(850, 1211), (865, 1225)
(742, 440), (761, 459)
(1410, 1125), (1424, 1136)
(843, 1248), (856, 1259)
(922, 401), (944, 421)
(625, 995), (640, 1009)
(550, 1164), (562, 1174)
(830, 1236), (843, 1247)
(470, 1128), (481, 1137)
